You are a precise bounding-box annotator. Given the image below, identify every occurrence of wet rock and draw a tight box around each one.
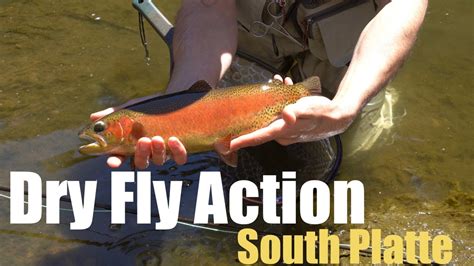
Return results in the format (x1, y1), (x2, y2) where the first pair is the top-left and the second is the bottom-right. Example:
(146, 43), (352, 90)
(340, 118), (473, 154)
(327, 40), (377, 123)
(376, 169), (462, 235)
(136, 252), (161, 266)
(410, 174), (423, 189)
(97, 95), (119, 107)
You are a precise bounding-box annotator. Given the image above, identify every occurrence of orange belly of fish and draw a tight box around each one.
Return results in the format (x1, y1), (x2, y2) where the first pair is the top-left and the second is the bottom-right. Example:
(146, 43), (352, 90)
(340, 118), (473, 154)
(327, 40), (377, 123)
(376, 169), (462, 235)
(132, 92), (282, 152)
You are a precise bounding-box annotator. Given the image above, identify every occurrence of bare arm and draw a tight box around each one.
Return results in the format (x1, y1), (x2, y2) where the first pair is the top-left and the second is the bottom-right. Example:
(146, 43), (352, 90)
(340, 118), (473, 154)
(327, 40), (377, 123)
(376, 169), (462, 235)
(132, 0), (238, 168)
(230, 0), (428, 150)
(166, 0), (237, 93)
(334, 0), (428, 120)
(91, 0), (237, 169)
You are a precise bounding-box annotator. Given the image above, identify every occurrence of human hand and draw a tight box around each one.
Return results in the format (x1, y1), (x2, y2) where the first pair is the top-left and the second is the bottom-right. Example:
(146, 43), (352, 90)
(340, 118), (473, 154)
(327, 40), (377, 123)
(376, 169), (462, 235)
(90, 94), (188, 169)
(230, 75), (356, 151)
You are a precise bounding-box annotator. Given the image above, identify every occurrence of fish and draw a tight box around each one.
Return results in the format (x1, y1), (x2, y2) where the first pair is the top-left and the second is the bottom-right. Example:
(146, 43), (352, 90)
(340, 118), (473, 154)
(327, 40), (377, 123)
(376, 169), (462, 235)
(78, 77), (321, 167)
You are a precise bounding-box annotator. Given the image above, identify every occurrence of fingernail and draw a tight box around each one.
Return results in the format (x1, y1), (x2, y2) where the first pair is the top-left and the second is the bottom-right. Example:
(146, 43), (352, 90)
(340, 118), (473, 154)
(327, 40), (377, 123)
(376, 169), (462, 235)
(152, 141), (162, 151)
(139, 142), (148, 151)
(167, 138), (176, 148)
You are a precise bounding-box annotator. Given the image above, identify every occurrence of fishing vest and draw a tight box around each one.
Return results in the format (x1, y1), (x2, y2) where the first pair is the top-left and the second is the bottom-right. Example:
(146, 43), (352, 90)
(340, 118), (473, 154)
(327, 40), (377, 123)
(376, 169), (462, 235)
(236, 0), (381, 96)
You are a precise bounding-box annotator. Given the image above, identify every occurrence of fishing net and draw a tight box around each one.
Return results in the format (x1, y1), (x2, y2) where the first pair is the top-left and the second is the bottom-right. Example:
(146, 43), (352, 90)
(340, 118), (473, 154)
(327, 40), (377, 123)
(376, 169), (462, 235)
(343, 86), (401, 158)
(216, 56), (400, 186)
(217, 57), (275, 88)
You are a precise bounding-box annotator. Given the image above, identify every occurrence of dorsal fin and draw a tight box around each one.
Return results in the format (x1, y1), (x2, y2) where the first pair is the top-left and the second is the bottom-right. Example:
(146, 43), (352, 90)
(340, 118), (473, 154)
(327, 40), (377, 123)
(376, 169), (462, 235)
(187, 80), (212, 92)
(298, 76), (321, 95)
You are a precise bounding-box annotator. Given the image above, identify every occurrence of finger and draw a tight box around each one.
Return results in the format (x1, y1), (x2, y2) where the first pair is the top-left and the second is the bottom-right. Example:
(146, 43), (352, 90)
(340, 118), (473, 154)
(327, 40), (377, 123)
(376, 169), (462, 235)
(134, 138), (152, 169)
(150, 136), (166, 165)
(284, 77), (293, 85)
(273, 74), (283, 82)
(90, 107), (117, 121)
(168, 137), (187, 165)
(283, 97), (318, 120)
(107, 156), (125, 168)
(281, 104), (297, 125)
(230, 119), (287, 151)
(282, 110), (319, 132)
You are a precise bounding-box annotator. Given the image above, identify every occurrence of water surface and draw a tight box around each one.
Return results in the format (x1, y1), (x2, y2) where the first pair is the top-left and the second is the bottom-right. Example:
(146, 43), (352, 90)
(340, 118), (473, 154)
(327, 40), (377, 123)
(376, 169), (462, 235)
(0, 0), (472, 264)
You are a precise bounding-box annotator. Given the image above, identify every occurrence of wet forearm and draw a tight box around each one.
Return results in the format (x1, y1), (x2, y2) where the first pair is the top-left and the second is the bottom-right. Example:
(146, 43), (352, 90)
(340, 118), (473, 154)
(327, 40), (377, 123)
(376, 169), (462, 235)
(166, 0), (237, 93)
(333, 0), (428, 119)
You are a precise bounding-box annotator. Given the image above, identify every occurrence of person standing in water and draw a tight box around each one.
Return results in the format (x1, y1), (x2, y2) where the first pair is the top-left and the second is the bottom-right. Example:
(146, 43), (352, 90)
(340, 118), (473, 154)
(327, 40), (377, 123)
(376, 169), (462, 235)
(91, 0), (428, 169)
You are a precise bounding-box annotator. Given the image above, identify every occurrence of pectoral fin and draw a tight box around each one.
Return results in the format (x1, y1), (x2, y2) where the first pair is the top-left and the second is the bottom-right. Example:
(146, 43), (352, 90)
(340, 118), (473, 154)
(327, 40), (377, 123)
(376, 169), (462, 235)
(214, 136), (238, 167)
(131, 122), (146, 140)
(217, 150), (238, 167)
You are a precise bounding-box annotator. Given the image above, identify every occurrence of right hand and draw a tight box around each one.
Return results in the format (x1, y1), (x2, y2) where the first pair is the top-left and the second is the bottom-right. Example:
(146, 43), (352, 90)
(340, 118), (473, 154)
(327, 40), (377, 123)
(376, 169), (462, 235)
(90, 95), (188, 169)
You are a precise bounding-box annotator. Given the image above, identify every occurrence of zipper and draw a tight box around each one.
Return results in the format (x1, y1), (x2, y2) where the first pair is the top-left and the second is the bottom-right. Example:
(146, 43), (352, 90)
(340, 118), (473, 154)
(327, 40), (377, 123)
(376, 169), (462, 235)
(304, 0), (366, 24)
(304, 0), (368, 39)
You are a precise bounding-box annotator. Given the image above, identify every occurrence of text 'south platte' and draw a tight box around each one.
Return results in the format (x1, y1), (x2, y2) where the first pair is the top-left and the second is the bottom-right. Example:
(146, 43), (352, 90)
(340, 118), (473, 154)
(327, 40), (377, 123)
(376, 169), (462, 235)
(8, 171), (453, 264)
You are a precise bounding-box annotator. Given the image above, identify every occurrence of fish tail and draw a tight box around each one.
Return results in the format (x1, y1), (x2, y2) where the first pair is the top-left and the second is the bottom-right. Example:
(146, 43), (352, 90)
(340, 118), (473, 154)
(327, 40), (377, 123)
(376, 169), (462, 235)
(298, 76), (322, 95)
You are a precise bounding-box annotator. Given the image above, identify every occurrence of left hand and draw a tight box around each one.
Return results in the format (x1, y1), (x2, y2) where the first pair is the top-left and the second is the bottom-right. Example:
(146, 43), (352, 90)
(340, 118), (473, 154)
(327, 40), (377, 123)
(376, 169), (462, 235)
(90, 93), (188, 169)
(230, 75), (356, 151)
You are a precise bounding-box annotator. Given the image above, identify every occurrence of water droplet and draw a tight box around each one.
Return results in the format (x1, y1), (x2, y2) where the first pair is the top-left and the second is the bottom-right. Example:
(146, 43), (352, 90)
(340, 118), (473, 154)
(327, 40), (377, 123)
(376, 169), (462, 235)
(109, 224), (122, 231)
(183, 179), (193, 187)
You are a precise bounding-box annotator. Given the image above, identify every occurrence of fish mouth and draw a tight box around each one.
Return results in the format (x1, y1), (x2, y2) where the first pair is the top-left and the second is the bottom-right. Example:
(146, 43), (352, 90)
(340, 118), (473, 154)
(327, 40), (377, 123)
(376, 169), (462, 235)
(78, 132), (108, 154)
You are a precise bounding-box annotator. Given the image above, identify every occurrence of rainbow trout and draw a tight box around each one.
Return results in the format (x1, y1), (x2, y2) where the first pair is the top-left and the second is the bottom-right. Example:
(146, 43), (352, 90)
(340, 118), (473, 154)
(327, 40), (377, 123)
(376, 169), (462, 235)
(78, 77), (321, 166)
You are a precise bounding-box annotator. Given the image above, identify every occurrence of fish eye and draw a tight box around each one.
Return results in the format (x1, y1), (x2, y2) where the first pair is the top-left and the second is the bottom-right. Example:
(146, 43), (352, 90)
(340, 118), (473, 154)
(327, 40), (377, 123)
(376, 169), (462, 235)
(93, 121), (106, 133)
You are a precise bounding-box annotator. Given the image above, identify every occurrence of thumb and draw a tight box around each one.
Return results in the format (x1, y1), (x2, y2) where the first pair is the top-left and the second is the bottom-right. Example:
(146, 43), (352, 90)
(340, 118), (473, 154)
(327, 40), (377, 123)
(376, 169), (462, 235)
(281, 104), (297, 125)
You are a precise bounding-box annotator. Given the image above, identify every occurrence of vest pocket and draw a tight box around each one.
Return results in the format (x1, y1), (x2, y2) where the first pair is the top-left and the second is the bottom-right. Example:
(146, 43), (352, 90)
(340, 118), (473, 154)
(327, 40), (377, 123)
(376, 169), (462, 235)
(307, 21), (329, 61)
(297, 0), (376, 66)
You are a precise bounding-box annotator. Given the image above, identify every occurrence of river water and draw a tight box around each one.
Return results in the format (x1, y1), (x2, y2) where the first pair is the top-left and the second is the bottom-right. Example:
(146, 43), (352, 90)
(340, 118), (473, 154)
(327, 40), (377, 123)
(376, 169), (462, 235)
(0, 0), (472, 264)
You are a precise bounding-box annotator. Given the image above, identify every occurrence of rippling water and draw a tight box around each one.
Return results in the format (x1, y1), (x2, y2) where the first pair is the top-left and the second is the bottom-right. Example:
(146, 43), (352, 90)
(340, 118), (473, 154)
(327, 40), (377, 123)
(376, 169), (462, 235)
(0, 0), (472, 264)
